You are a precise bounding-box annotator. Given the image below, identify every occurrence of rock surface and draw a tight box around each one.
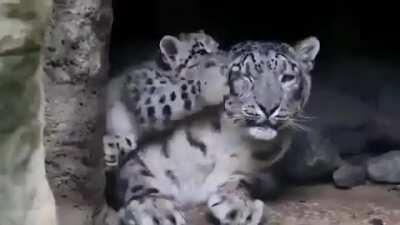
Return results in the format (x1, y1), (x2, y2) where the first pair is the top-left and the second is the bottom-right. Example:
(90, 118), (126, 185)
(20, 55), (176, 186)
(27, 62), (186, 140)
(284, 131), (342, 182)
(367, 151), (400, 183)
(41, 0), (113, 224)
(43, 0), (113, 83)
(333, 164), (366, 188)
(0, 0), (57, 225)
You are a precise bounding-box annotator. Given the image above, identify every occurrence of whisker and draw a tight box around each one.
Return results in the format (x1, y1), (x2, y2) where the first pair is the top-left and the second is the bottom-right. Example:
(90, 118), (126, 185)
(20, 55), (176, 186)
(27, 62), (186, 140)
(295, 117), (314, 123)
(296, 111), (317, 120)
(297, 113), (315, 118)
(292, 118), (312, 123)
(286, 119), (313, 133)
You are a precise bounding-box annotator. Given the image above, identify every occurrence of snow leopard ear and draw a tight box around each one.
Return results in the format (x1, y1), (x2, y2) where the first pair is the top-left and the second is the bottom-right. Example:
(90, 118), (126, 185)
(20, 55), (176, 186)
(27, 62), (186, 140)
(159, 35), (181, 69)
(294, 36), (320, 70)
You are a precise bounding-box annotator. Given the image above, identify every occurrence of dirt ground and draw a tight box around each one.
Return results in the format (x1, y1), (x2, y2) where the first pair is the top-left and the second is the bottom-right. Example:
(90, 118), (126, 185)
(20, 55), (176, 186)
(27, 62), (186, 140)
(184, 184), (400, 225)
(51, 176), (400, 225)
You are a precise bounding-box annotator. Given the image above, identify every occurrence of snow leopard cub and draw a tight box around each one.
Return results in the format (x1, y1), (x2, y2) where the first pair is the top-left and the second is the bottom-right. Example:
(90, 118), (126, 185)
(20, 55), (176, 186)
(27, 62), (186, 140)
(103, 31), (230, 169)
(114, 36), (320, 225)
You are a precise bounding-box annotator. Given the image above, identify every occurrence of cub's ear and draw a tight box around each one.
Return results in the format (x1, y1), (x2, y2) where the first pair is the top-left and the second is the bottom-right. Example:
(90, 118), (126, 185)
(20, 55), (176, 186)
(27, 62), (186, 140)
(294, 36), (320, 63)
(159, 35), (181, 68)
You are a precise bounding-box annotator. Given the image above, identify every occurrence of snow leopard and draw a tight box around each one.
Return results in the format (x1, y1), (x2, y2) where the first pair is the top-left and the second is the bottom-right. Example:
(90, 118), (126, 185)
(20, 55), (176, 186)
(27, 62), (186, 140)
(103, 31), (230, 169)
(111, 36), (320, 225)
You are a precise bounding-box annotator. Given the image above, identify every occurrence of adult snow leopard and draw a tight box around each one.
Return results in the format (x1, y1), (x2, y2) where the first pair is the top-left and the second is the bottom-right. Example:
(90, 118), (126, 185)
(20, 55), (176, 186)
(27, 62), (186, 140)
(112, 36), (320, 225)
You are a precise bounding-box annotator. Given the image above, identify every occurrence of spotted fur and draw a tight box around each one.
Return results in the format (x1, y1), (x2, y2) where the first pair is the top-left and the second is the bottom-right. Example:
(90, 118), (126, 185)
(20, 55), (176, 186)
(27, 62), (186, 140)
(110, 37), (320, 225)
(103, 31), (230, 169)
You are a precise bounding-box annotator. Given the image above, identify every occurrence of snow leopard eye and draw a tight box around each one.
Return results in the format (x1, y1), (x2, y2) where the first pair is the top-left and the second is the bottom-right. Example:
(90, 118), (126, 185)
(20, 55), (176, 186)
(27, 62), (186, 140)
(187, 63), (199, 69)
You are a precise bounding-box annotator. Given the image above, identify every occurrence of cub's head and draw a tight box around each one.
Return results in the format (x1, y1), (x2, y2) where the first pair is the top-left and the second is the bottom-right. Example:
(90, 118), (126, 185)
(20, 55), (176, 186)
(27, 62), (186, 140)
(159, 30), (230, 105)
(224, 37), (320, 138)
(187, 50), (230, 105)
(158, 30), (220, 74)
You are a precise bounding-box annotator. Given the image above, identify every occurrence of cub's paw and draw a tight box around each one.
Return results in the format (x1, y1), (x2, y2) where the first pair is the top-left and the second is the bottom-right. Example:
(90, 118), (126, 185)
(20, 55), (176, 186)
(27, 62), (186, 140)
(117, 134), (138, 156)
(103, 134), (137, 169)
(207, 193), (264, 225)
(119, 198), (186, 225)
(103, 135), (120, 168)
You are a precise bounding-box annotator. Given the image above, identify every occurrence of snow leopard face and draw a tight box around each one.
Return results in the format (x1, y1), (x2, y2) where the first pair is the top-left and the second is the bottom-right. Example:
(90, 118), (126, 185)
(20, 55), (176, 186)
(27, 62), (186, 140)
(224, 37), (320, 135)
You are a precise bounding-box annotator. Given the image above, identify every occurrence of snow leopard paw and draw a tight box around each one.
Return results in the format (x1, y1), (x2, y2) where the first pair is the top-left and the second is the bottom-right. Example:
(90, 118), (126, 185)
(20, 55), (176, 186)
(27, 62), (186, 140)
(119, 198), (186, 225)
(207, 192), (264, 225)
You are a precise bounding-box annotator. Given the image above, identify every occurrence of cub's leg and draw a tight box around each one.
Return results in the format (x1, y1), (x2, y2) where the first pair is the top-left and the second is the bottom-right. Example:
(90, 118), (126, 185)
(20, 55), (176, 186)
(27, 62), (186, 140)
(103, 133), (138, 169)
(118, 156), (186, 225)
(104, 76), (139, 169)
(103, 101), (139, 169)
(207, 174), (264, 225)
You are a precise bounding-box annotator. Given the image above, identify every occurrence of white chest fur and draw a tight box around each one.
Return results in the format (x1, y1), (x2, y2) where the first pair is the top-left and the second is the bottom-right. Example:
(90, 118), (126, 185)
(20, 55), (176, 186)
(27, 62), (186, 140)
(133, 115), (291, 207)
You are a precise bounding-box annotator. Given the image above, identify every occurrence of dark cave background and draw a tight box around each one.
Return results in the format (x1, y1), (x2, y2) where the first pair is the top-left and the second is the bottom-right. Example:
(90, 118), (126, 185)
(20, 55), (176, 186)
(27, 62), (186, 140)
(109, 0), (400, 112)
(110, 0), (400, 63)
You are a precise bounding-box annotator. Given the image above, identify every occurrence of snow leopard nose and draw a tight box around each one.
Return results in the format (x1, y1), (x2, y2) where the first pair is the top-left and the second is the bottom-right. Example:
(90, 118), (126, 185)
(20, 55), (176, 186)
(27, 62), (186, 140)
(257, 103), (279, 118)
(256, 103), (281, 127)
(267, 105), (280, 118)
